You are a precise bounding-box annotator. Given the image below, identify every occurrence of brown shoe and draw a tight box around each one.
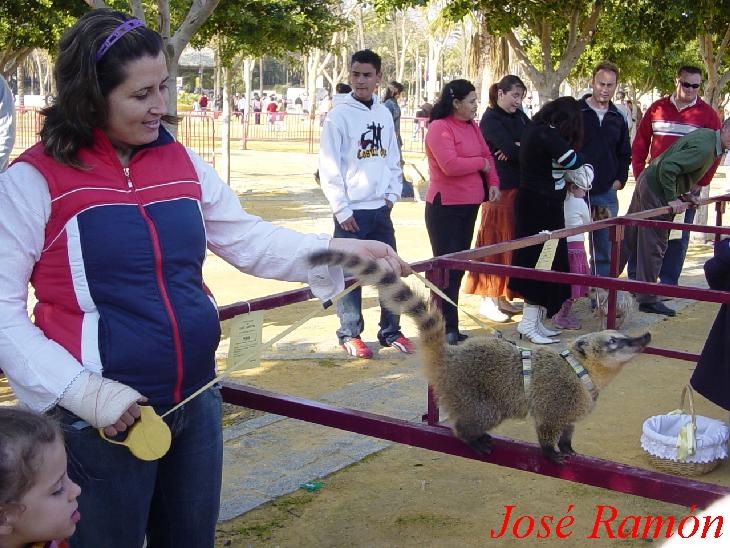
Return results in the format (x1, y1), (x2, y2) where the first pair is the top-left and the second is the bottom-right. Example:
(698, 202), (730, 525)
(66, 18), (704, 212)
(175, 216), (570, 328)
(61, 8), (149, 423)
(497, 297), (523, 315)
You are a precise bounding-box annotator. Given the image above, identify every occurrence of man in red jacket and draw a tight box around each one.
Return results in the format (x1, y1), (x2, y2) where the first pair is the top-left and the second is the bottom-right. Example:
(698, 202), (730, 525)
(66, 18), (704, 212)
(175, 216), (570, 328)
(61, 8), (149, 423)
(630, 65), (721, 288)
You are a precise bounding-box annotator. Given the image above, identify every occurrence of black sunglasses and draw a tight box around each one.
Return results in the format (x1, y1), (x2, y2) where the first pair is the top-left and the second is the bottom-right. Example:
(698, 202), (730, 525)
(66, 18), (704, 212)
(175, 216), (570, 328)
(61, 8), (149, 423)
(680, 81), (701, 89)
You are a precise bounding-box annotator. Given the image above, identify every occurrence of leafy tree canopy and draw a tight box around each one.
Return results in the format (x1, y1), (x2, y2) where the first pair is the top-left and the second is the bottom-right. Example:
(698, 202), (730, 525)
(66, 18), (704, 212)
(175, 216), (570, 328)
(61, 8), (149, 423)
(192, 0), (344, 64)
(0, 0), (87, 53)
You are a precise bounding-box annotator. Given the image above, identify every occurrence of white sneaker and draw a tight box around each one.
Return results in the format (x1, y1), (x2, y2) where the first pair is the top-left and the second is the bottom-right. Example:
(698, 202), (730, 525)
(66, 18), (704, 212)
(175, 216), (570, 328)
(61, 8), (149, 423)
(479, 298), (509, 323)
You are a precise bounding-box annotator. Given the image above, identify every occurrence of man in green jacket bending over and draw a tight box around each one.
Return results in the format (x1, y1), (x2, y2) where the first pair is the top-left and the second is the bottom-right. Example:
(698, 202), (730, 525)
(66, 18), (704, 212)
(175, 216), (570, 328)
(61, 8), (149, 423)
(619, 120), (730, 316)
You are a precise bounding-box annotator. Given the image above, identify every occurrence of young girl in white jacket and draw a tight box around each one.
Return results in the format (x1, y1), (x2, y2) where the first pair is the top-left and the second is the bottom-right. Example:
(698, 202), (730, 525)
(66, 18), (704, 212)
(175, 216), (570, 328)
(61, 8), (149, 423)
(552, 180), (592, 329)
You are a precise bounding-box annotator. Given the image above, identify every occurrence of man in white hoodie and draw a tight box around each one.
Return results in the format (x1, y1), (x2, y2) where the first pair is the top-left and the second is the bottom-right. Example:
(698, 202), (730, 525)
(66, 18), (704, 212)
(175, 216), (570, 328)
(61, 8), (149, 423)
(319, 49), (413, 359)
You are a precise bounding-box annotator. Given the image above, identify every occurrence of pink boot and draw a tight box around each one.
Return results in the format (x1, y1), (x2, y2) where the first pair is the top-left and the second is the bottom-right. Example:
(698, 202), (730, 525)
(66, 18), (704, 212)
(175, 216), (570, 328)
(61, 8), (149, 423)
(552, 299), (580, 330)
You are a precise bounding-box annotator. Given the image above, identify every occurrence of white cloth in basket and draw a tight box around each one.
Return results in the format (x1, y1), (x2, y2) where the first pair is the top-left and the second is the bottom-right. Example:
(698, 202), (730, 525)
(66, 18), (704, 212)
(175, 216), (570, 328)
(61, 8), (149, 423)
(641, 414), (729, 463)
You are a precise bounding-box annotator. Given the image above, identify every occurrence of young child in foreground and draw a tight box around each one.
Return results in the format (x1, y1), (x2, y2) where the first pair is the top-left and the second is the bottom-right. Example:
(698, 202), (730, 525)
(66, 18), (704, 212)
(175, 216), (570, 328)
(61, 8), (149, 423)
(0, 407), (81, 548)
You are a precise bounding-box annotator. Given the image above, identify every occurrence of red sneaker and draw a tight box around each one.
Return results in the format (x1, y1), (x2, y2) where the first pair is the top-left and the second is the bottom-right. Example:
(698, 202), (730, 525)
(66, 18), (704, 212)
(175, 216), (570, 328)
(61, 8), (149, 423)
(386, 336), (414, 354)
(341, 337), (373, 359)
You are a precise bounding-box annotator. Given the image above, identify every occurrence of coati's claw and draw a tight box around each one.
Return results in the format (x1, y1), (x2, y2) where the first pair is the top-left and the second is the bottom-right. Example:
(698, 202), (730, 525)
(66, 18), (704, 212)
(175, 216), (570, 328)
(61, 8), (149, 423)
(558, 442), (575, 455)
(542, 447), (566, 464)
(465, 434), (493, 454)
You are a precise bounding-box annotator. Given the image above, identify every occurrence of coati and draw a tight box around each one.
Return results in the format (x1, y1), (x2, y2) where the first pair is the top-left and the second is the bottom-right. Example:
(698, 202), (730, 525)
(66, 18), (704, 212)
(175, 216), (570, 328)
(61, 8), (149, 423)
(589, 287), (635, 329)
(309, 250), (651, 463)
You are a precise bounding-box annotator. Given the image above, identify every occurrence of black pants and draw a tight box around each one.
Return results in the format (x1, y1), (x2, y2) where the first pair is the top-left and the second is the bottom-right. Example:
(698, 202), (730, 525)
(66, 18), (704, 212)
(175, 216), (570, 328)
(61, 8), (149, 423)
(425, 193), (480, 332)
(508, 188), (570, 316)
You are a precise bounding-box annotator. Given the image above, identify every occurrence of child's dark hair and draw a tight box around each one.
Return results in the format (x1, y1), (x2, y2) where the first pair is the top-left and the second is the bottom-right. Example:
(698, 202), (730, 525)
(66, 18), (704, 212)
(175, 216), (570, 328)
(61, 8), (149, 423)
(335, 83), (352, 94)
(350, 49), (382, 73)
(0, 408), (62, 522)
(531, 96), (584, 149)
(429, 79), (476, 122)
(40, 8), (175, 168)
(488, 75), (526, 108)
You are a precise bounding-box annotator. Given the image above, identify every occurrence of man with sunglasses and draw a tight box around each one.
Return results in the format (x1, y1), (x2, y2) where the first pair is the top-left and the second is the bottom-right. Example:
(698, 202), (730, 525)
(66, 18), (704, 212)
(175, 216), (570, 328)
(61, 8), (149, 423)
(630, 66), (721, 314)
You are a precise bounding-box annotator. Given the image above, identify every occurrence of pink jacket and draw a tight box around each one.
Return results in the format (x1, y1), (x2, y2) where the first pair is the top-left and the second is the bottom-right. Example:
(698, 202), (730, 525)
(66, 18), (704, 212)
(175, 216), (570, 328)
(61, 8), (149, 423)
(425, 115), (499, 205)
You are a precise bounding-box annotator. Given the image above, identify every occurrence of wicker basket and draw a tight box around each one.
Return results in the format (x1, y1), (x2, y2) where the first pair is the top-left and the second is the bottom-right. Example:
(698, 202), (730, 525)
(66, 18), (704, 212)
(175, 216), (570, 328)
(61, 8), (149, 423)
(641, 385), (729, 477)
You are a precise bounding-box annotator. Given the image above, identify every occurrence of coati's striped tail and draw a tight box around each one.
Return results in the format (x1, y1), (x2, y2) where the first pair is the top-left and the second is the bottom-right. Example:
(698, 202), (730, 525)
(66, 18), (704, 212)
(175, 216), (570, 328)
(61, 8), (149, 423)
(308, 250), (445, 366)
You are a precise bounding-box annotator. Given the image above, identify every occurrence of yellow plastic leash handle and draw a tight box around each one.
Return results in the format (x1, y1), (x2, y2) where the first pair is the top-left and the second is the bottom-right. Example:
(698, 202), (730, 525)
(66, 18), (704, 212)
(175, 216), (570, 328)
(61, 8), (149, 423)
(98, 406), (172, 461)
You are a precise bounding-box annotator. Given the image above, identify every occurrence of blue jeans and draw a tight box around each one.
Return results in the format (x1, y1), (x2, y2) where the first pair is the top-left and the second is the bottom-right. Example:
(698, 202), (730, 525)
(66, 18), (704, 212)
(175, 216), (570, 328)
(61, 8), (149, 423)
(627, 207), (695, 284)
(588, 189), (619, 277)
(333, 206), (402, 344)
(59, 386), (223, 548)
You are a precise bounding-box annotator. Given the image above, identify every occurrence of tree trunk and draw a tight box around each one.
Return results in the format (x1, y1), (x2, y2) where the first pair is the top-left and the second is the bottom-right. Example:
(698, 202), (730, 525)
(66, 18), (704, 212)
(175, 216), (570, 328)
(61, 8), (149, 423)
(426, 35), (443, 102)
(219, 66), (231, 185)
(240, 57), (254, 150)
(33, 50), (46, 97)
(16, 64), (25, 107)
(502, 3), (603, 106)
(306, 47), (333, 114)
(306, 52), (322, 116)
(698, 29), (730, 110)
(241, 58), (254, 110)
(356, 6), (365, 50)
(392, 16), (400, 82)
(397, 14), (409, 82)
(414, 44), (422, 104)
(48, 52), (56, 98)
(258, 57), (264, 95)
(531, 73), (563, 104)
(214, 60), (221, 104)
(0, 48), (33, 81)
(476, 29), (509, 110)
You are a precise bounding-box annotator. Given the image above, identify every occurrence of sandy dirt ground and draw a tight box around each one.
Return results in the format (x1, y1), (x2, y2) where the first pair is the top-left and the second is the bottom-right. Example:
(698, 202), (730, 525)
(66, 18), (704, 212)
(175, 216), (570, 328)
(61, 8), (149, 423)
(3, 148), (730, 547)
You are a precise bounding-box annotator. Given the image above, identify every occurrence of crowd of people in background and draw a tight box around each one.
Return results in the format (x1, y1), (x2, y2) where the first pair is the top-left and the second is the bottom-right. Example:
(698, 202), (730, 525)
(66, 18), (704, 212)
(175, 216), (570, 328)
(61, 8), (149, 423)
(412, 61), (729, 344)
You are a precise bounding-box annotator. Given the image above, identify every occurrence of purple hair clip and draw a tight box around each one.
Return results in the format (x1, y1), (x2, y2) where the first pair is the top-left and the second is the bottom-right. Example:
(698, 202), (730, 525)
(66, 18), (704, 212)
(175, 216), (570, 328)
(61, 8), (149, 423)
(95, 19), (145, 62)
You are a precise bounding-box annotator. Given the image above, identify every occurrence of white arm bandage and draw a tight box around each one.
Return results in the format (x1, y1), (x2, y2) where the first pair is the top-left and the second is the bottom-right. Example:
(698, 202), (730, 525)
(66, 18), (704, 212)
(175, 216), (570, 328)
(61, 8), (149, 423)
(58, 370), (143, 428)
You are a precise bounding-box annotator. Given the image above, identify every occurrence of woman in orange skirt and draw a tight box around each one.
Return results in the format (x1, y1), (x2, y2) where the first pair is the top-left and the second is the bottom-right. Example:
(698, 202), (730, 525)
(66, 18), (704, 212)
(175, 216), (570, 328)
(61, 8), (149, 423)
(465, 75), (530, 322)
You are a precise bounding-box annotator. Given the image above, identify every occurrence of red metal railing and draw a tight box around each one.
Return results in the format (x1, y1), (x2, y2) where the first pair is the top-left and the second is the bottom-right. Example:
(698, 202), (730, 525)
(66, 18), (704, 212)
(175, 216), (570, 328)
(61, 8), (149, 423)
(13, 107), (43, 153)
(9, 108), (429, 160)
(9, 108), (217, 166)
(177, 112), (216, 166)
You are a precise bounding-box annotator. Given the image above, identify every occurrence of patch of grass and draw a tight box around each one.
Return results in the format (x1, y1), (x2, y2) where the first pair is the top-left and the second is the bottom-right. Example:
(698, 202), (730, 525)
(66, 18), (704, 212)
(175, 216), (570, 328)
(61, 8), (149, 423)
(394, 513), (462, 528)
(273, 492), (316, 512)
(230, 519), (284, 540)
(315, 358), (339, 368)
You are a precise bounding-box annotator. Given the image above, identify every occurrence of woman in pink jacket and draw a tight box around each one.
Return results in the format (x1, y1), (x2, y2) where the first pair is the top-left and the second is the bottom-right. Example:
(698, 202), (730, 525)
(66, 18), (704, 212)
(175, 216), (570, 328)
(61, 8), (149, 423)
(425, 79), (499, 345)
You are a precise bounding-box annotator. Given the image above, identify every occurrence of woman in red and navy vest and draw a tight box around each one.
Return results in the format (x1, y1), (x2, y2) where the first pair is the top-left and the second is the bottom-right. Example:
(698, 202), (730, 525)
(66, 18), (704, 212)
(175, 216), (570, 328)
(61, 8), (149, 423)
(0, 10), (406, 548)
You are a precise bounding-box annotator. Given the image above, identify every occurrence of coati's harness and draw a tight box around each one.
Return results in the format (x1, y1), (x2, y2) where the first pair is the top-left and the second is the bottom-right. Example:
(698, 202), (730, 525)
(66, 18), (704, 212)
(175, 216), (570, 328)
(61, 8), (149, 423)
(520, 348), (599, 401)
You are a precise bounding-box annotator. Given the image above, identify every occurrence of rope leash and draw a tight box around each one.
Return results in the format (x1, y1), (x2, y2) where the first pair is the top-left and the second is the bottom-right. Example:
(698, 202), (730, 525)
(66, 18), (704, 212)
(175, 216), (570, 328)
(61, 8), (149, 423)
(160, 281), (362, 418)
(410, 271), (504, 338)
(164, 267), (506, 420)
(109, 263), (509, 458)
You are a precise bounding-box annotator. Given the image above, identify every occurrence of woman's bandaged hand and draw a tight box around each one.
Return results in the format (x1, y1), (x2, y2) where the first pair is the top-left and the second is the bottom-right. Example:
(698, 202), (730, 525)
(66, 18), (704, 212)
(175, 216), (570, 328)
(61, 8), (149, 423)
(59, 370), (144, 428)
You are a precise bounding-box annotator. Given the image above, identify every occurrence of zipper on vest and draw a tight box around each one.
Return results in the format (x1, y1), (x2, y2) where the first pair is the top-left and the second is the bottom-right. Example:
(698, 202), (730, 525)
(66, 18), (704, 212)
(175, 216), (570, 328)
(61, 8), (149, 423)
(125, 167), (186, 403)
(123, 167), (133, 188)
